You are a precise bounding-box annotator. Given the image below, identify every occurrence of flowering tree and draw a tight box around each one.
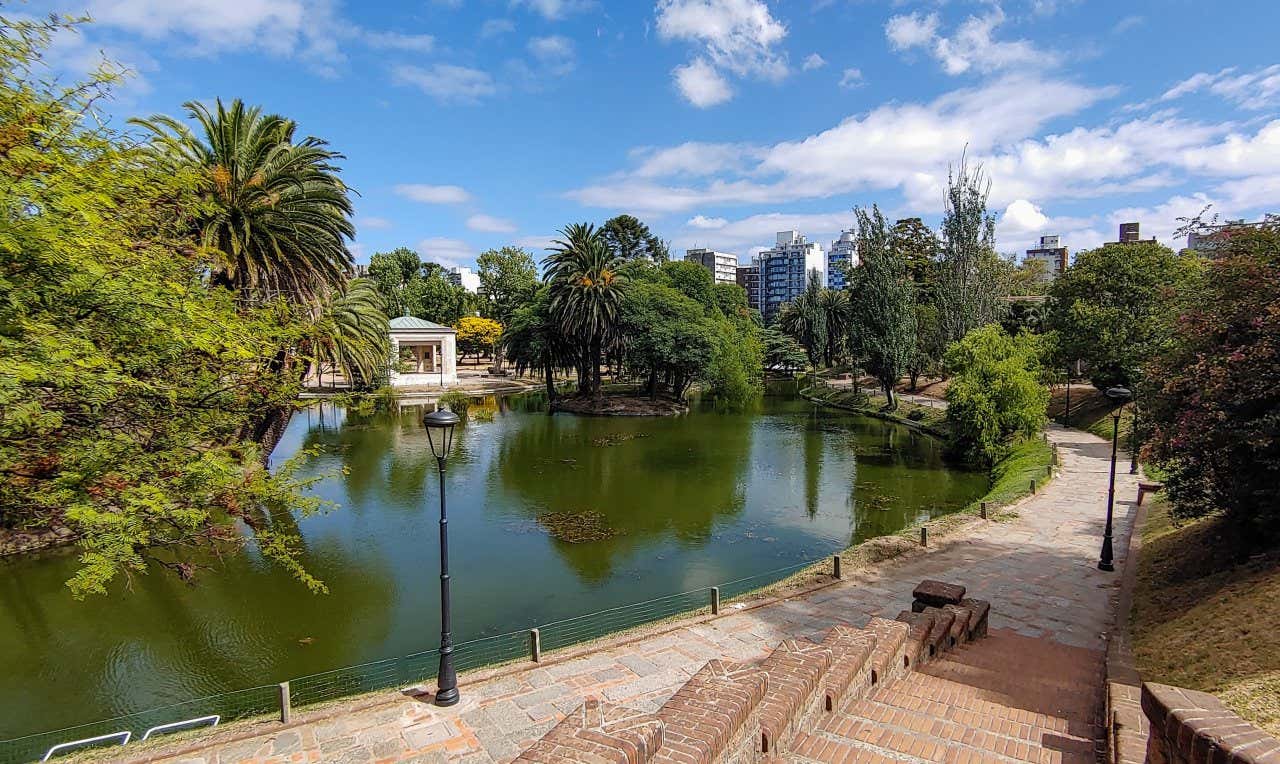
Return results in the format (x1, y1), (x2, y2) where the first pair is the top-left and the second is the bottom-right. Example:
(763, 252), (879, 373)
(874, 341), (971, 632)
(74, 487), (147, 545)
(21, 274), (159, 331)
(1144, 224), (1279, 543)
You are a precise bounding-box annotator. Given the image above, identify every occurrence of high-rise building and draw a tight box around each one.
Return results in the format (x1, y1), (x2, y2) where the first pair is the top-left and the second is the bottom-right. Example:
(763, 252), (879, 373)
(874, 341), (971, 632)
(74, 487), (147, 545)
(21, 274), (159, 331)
(1186, 217), (1272, 257)
(684, 248), (739, 284)
(446, 266), (481, 293)
(1024, 235), (1068, 280)
(1108, 222), (1157, 246)
(736, 265), (761, 311)
(826, 230), (858, 289)
(757, 231), (824, 321)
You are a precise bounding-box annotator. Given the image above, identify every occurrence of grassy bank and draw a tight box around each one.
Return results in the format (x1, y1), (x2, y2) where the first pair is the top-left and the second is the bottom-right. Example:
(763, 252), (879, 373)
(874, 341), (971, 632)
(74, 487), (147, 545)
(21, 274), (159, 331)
(1131, 498), (1280, 735)
(802, 385), (950, 436)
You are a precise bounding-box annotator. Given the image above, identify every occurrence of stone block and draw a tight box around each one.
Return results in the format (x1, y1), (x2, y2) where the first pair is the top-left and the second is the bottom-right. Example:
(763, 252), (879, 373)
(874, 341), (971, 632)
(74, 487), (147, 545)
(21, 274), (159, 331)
(959, 597), (991, 640)
(912, 579), (966, 607)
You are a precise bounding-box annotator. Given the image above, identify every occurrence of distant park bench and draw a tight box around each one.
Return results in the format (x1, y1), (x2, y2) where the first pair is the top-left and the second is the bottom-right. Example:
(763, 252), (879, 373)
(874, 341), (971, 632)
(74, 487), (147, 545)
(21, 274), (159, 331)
(1137, 482), (1164, 505)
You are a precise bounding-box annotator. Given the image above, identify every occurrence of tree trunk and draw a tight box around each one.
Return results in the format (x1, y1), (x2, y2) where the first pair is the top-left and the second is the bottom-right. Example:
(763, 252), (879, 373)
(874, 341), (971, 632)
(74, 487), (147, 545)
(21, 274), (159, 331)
(883, 383), (897, 410)
(590, 337), (603, 398)
(648, 367), (658, 400)
(543, 355), (557, 401)
(908, 369), (920, 391)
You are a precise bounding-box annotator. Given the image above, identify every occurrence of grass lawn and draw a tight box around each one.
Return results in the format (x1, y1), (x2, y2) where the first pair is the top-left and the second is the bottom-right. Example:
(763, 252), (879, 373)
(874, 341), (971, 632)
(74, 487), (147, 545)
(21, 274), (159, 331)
(1131, 498), (1280, 735)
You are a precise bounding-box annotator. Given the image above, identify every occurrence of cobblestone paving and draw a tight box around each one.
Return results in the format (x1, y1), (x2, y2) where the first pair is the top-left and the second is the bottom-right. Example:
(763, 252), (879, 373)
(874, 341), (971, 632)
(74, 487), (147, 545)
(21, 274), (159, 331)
(140, 425), (1139, 763)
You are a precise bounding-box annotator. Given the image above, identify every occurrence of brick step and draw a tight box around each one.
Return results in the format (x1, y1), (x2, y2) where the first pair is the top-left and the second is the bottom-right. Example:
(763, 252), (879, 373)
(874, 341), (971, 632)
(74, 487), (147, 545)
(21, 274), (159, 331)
(919, 660), (1100, 711)
(845, 695), (1096, 761)
(815, 713), (1049, 763)
(790, 729), (930, 763)
(937, 639), (1103, 681)
(901, 671), (1097, 731)
(870, 679), (1077, 738)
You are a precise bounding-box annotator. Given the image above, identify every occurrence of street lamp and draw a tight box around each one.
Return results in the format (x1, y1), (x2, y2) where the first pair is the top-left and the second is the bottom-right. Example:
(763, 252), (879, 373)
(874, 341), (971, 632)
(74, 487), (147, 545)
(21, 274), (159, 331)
(1098, 386), (1132, 572)
(423, 406), (461, 706)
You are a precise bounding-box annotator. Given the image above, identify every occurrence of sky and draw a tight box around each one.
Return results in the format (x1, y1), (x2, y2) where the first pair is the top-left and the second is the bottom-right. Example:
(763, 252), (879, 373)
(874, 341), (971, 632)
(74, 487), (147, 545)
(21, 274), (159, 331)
(29, 0), (1280, 270)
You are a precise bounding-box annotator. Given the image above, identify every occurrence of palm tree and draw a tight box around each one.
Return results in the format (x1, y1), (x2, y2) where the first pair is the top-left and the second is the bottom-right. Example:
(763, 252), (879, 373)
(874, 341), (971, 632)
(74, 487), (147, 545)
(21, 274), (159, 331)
(306, 278), (390, 389)
(132, 98), (355, 305)
(777, 270), (828, 371)
(502, 286), (571, 401)
(544, 223), (626, 397)
(819, 288), (850, 367)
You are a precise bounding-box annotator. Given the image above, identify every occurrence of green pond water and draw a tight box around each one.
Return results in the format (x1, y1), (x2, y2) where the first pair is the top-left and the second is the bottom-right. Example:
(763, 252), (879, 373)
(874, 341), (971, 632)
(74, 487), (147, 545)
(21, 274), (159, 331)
(0, 387), (987, 741)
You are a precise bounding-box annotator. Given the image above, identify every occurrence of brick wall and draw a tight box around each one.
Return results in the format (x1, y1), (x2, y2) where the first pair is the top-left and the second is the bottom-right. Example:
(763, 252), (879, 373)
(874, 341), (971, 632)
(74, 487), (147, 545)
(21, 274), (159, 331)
(1141, 682), (1280, 763)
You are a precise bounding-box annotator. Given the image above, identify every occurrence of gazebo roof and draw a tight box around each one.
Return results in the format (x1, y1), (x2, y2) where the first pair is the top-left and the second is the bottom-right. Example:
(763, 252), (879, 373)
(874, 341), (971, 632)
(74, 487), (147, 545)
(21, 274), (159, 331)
(389, 316), (456, 332)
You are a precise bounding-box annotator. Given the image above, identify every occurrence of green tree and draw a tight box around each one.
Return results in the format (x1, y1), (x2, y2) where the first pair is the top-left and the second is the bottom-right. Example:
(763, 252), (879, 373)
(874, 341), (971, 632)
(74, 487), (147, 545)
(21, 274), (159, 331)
(848, 206), (917, 409)
(476, 246), (538, 324)
(891, 217), (940, 296)
(545, 223), (627, 397)
(0, 17), (326, 596)
(305, 278), (390, 388)
(1045, 240), (1201, 390)
(943, 326), (1049, 466)
(762, 329), (809, 374)
(618, 282), (714, 400)
(366, 247), (421, 317)
(659, 259), (716, 309)
(367, 247), (469, 325)
(132, 99), (355, 305)
(503, 286), (571, 400)
(1011, 257), (1051, 296)
(601, 214), (669, 262)
(937, 156), (1008, 343)
(1144, 224), (1276, 542)
(777, 272), (828, 369)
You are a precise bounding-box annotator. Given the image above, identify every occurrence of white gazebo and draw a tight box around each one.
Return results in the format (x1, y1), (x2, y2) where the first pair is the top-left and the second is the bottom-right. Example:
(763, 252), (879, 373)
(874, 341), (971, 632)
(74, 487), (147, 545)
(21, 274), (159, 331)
(388, 316), (457, 387)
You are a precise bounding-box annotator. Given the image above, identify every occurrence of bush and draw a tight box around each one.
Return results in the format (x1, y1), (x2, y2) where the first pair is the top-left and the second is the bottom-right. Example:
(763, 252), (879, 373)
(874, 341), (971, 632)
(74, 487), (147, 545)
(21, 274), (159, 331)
(1145, 223), (1280, 544)
(438, 391), (473, 420)
(944, 325), (1048, 466)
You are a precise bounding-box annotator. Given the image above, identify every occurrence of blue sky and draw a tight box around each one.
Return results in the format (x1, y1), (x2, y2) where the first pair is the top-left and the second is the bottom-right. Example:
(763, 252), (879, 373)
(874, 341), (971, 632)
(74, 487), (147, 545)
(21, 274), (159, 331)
(32, 0), (1280, 269)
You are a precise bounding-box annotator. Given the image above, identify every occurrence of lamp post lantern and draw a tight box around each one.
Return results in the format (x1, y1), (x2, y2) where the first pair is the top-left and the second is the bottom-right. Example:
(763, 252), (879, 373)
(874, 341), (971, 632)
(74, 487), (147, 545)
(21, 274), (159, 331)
(423, 407), (460, 706)
(1098, 386), (1132, 572)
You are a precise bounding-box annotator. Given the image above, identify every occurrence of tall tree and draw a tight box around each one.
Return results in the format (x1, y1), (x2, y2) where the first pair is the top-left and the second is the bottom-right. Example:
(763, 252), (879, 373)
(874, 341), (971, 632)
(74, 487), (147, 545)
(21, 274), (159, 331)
(132, 99), (355, 305)
(367, 247), (469, 325)
(943, 326), (1049, 466)
(891, 217), (941, 295)
(602, 214), (669, 262)
(503, 286), (571, 401)
(305, 278), (390, 388)
(848, 206), (917, 409)
(476, 246), (538, 371)
(545, 223), (627, 397)
(1144, 224), (1276, 543)
(1045, 240), (1200, 390)
(777, 271), (828, 369)
(936, 155), (1008, 343)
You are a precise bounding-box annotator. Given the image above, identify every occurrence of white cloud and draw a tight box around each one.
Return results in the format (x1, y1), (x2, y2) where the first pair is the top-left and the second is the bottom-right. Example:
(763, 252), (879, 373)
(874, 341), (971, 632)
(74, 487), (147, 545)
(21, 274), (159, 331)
(394, 184), (473, 204)
(356, 29), (435, 53)
(480, 18), (516, 39)
(999, 200), (1049, 236)
(1112, 15), (1144, 34)
(885, 6), (1049, 76)
(656, 0), (788, 106)
(512, 0), (592, 20)
(466, 214), (518, 233)
(417, 237), (475, 268)
(515, 235), (559, 252)
(1160, 65), (1280, 111)
(83, 0), (432, 74)
(528, 35), (576, 76)
(686, 214), (728, 229)
(631, 142), (761, 178)
(392, 64), (497, 103)
(838, 68), (863, 89)
(673, 58), (734, 108)
(672, 210), (854, 255)
(802, 53), (826, 71)
(357, 216), (393, 230)
(568, 75), (1113, 214)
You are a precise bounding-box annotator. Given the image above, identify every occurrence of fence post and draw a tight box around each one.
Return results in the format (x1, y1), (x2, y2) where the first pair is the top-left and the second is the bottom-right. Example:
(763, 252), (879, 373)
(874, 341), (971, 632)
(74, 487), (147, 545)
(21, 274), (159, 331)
(710, 587), (720, 615)
(1046, 464), (1053, 478)
(980, 501), (988, 520)
(530, 628), (541, 663)
(1031, 479), (1037, 494)
(920, 527), (928, 547)
(832, 554), (842, 580)
(278, 681), (291, 724)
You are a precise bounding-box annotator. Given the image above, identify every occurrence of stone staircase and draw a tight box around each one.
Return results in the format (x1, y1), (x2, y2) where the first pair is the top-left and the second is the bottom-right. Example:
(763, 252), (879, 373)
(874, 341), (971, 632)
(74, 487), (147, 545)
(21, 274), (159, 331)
(515, 580), (1103, 764)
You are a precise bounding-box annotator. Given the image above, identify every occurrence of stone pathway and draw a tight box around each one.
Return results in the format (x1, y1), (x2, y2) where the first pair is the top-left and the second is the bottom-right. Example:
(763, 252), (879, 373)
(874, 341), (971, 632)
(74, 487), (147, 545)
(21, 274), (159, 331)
(135, 425), (1140, 764)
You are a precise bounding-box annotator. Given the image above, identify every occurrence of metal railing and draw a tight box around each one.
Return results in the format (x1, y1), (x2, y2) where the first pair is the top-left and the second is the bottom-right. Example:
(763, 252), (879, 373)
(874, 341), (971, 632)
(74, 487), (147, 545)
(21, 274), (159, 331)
(0, 555), (838, 763)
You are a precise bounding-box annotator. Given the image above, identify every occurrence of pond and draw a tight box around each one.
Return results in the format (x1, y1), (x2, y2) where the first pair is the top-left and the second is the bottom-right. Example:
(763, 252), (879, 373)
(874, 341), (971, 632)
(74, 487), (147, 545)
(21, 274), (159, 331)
(0, 387), (987, 740)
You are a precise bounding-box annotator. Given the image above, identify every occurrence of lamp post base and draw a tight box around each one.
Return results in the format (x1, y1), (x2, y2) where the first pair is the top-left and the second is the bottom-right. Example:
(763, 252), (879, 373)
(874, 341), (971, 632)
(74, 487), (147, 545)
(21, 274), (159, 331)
(1097, 560), (1115, 572)
(434, 686), (460, 707)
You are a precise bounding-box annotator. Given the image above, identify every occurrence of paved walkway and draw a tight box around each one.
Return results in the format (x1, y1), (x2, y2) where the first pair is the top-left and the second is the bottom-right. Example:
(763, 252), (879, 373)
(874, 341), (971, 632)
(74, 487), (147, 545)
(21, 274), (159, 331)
(138, 425), (1140, 764)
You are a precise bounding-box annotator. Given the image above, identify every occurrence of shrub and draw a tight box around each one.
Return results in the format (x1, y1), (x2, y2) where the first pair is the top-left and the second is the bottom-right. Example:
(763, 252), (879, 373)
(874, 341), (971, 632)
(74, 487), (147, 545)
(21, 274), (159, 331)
(438, 391), (473, 420)
(943, 325), (1049, 466)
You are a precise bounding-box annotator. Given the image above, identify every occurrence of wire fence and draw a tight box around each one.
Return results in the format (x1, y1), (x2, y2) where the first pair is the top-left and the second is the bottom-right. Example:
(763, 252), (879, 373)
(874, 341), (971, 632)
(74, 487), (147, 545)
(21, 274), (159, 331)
(0, 555), (838, 763)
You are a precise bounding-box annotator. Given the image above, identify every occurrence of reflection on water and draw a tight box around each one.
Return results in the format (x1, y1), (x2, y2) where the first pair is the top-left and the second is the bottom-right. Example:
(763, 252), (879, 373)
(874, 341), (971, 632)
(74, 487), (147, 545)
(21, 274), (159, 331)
(0, 388), (986, 738)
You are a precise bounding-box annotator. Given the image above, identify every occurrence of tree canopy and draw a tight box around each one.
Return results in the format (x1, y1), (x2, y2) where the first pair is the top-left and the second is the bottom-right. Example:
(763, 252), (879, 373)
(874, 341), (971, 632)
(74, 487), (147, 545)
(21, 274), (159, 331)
(601, 214), (670, 262)
(943, 326), (1049, 467)
(848, 206), (917, 408)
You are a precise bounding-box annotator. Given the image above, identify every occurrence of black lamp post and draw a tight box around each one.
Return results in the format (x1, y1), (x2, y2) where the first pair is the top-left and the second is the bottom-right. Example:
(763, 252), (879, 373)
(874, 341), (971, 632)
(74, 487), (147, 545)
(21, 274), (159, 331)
(1098, 386), (1132, 572)
(422, 407), (460, 706)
